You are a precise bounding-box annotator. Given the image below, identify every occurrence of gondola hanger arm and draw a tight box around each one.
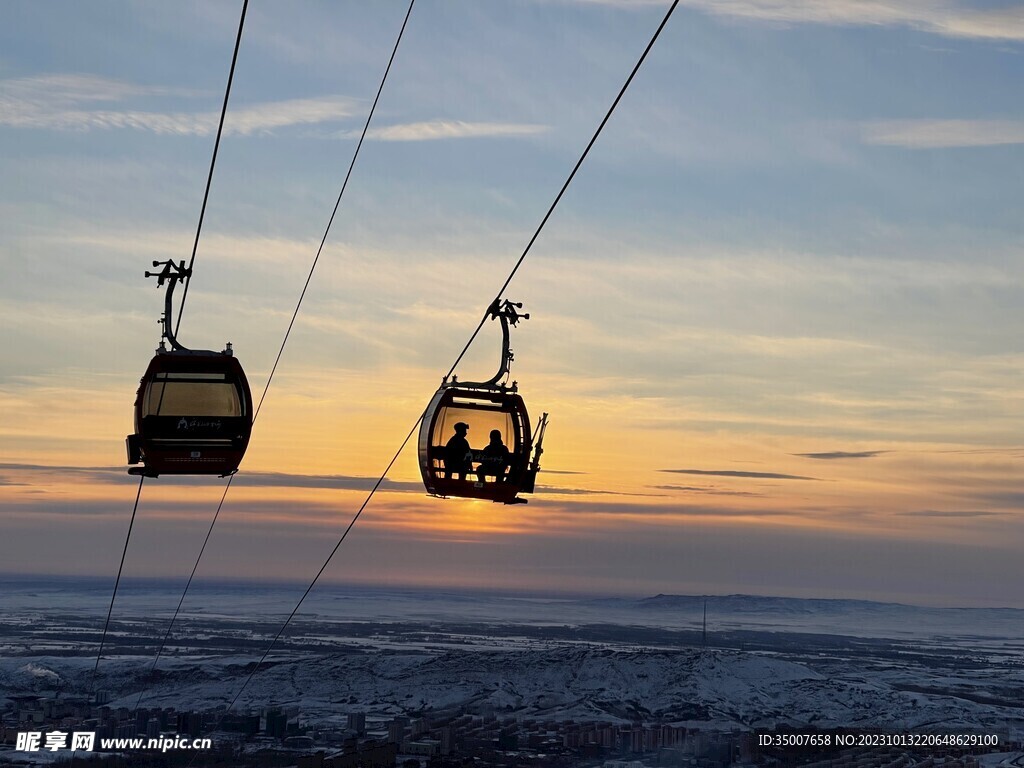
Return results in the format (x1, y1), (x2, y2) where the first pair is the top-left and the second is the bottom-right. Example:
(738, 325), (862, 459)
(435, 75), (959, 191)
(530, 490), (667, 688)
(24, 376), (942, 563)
(145, 260), (192, 352)
(452, 298), (530, 389)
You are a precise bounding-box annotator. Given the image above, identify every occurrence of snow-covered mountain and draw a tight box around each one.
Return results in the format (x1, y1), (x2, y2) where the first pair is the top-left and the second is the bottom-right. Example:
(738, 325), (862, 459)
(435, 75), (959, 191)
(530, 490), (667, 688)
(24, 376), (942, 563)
(3, 579), (1023, 735)
(5, 644), (1022, 735)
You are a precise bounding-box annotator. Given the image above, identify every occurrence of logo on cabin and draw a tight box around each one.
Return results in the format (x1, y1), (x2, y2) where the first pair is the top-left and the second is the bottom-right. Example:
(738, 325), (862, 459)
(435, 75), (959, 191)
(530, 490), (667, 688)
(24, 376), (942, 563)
(176, 418), (223, 431)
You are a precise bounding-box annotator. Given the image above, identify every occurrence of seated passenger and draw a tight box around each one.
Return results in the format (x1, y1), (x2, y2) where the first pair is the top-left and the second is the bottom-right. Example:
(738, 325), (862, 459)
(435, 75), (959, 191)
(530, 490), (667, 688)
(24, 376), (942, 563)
(477, 429), (511, 482)
(444, 422), (473, 479)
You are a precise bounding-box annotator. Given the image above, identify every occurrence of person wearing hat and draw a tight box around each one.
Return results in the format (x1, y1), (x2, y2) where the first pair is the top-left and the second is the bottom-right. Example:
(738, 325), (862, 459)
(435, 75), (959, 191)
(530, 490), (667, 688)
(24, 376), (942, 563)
(445, 421), (473, 479)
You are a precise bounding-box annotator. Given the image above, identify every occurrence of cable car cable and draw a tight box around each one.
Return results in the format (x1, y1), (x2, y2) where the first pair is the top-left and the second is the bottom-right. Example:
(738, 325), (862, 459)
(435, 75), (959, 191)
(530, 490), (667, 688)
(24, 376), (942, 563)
(217, 416), (420, 721)
(198, 0), (681, 722)
(91, 475), (145, 696)
(253, 0), (416, 421)
(132, 478), (229, 713)
(173, 0), (249, 338)
(449, 0), (680, 378)
(109, 0), (245, 700)
(128, 0), (250, 476)
(135, 0), (417, 715)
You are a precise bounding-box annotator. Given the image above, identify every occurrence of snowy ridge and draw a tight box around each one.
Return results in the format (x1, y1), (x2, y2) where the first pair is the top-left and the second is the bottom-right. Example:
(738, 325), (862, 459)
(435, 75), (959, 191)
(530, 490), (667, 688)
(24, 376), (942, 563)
(5, 646), (1021, 734)
(3, 581), (1024, 735)
(6, 577), (1024, 641)
(127, 647), (1024, 731)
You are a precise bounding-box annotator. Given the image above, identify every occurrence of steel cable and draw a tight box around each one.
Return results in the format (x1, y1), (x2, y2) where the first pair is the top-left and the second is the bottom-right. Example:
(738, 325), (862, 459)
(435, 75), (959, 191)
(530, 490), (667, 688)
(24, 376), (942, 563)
(99, 0), (248, 707)
(174, 0), (249, 337)
(204, 0), (681, 722)
(91, 475), (144, 698)
(136, 0), (417, 715)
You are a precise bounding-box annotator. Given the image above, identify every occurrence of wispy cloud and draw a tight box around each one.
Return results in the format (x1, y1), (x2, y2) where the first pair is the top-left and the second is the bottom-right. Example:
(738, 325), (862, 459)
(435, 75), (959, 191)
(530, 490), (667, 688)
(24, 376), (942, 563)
(659, 468), (820, 481)
(547, 499), (790, 518)
(0, 73), (357, 135)
(0, 73), (198, 102)
(931, 448), (1024, 456)
(238, 473), (654, 500)
(536, 485), (662, 497)
(235, 471), (420, 493)
(0, 463), (125, 477)
(861, 119), (1024, 149)
(649, 485), (764, 497)
(0, 463), (422, 493)
(971, 491), (1024, 509)
(0, 496), (371, 527)
(340, 120), (548, 142)
(583, 0), (1024, 42)
(0, 462), (637, 499)
(898, 509), (1003, 518)
(794, 451), (887, 460)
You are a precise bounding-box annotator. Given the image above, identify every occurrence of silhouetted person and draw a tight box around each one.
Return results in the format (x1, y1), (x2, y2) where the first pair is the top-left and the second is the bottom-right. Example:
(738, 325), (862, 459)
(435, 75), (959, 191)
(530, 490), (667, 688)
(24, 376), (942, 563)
(478, 429), (510, 482)
(445, 422), (472, 479)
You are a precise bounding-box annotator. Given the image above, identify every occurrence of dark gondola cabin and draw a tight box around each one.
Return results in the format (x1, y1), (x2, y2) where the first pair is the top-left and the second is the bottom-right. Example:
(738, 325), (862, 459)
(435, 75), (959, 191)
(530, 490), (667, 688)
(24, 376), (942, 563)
(418, 300), (547, 504)
(127, 349), (252, 477)
(126, 260), (253, 477)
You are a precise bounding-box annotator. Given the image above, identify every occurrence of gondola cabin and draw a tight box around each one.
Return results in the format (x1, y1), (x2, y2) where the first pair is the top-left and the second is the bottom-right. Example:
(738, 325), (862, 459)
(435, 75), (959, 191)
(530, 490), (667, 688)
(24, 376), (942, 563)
(417, 299), (548, 504)
(126, 259), (253, 477)
(127, 348), (253, 477)
(418, 384), (543, 504)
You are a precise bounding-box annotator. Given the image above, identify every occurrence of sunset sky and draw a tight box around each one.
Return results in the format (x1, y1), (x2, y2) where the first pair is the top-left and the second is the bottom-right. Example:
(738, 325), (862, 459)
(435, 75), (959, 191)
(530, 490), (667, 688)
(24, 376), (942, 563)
(2, 0), (1024, 608)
